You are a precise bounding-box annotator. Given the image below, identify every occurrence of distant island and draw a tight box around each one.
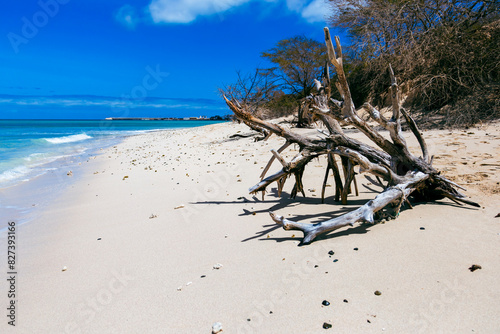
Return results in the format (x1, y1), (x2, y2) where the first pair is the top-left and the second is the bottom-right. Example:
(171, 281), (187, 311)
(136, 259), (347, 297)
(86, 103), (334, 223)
(104, 115), (231, 121)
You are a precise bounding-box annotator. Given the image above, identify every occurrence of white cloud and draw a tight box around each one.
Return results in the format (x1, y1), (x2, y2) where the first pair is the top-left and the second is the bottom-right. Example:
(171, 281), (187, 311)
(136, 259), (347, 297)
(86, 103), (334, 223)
(147, 0), (330, 24)
(115, 4), (140, 29)
(285, 0), (307, 12)
(148, 0), (251, 24)
(300, 0), (329, 23)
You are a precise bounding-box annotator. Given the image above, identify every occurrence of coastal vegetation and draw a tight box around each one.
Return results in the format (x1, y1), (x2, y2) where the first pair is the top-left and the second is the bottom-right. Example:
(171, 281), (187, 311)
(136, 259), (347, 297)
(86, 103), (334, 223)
(222, 0), (499, 127)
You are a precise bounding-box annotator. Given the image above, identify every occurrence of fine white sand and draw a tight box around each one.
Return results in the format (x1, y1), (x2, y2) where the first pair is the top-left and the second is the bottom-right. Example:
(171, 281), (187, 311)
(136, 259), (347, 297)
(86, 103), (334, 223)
(3, 121), (500, 333)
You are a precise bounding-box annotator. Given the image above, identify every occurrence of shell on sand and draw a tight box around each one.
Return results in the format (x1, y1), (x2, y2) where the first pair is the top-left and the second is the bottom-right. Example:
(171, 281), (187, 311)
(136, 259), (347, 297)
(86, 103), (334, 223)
(212, 322), (223, 333)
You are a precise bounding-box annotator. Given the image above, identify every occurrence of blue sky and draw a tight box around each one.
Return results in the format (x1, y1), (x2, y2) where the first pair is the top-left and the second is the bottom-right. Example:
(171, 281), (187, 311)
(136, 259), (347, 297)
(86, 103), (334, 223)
(0, 0), (344, 119)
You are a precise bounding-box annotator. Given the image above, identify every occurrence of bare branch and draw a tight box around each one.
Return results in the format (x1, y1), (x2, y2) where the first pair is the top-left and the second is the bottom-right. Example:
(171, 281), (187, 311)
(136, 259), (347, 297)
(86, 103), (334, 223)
(222, 28), (479, 245)
(271, 172), (429, 245)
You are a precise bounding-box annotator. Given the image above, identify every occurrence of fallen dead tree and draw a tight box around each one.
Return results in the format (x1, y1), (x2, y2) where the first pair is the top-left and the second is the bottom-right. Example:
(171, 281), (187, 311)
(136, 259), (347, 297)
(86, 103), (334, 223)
(223, 28), (479, 245)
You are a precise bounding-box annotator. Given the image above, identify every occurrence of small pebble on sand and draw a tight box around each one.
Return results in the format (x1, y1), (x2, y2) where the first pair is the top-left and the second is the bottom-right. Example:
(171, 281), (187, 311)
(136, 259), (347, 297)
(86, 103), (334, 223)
(469, 264), (482, 272)
(212, 322), (223, 333)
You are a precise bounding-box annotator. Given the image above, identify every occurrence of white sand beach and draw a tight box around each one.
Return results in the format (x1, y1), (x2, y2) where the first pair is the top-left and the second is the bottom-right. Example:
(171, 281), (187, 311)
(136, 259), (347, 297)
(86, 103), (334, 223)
(2, 121), (500, 333)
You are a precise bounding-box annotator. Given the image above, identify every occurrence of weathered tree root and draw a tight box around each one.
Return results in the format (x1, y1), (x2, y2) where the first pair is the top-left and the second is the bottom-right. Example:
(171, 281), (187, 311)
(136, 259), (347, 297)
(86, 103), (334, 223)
(270, 171), (428, 245)
(222, 27), (479, 245)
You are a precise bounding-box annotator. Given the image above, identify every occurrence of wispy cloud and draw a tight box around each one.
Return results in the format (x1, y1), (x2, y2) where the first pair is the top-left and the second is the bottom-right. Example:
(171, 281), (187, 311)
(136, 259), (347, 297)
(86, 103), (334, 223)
(148, 0), (251, 24)
(147, 0), (330, 24)
(0, 95), (227, 110)
(300, 0), (330, 23)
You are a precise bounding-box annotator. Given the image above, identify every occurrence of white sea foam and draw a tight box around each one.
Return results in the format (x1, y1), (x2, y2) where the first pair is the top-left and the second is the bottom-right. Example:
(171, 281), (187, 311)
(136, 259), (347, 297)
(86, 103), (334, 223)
(0, 166), (31, 183)
(24, 152), (46, 162)
(44, 133), (92, 144)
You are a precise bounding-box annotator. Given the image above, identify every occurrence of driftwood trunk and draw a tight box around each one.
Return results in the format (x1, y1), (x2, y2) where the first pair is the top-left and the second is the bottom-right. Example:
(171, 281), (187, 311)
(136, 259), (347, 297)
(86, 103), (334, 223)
(223, 28), (479, 245)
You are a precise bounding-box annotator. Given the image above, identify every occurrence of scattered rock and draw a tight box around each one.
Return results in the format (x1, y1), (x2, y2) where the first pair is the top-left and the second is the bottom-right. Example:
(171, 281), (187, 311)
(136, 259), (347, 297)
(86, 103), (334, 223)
(67, 171), (73, 176)
(343, 299), (348, 303)
(314, 265), (319, 268)
(322, 300), (330, 306)
(149, 214), (157, 219)
(122, 175), (128, 180)
(353, 247), (358, 251)
(97, 238), (101, 240)
(323, 322), (332, 329)
(367, 319), (371, 323)
(213, 263), (223, 270)
(201, 275), (206, 278)
(374, 290), (382, 296)
(328, 250), (334, 256)
(62, 266), (67, 272)
(177, 286), (182, 291)
(174, 204), (185, 209)
(333, 259), (338, 263)
(495, 213), (500, 218)
(212, 322), (223, 333)
(469, 264), (482, 272)
(420, 227), (425, 230)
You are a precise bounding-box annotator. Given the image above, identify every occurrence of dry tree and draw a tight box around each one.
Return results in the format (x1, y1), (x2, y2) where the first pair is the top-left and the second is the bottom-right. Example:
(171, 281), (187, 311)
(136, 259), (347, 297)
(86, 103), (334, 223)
(223, 28), (479, 245)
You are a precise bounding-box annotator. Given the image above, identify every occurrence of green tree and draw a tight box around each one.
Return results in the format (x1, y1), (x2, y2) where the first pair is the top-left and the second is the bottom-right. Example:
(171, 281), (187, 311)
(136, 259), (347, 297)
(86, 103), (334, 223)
(261, 36), (327, 126)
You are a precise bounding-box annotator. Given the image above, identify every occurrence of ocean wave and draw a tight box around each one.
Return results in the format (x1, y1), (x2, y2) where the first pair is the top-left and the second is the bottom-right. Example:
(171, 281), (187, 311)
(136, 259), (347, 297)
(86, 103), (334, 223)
(24, 152), (46, 162)
(44, 133), (92, 144)
(0, 166), (31, 183)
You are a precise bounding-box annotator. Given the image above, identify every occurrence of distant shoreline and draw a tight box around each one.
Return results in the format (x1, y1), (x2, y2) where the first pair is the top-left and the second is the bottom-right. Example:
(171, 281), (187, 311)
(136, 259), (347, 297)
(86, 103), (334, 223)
(104, 116), (230, 121)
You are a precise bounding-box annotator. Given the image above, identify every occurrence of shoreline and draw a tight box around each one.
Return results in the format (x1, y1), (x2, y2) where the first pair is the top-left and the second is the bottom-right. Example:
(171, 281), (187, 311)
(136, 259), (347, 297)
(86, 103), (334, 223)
(1, 121), (499, 333)
(0, 120), (227, 227)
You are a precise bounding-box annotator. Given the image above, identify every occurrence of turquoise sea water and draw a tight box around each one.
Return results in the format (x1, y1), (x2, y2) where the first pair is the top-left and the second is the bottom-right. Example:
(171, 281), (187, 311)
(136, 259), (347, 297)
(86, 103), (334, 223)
(0, 119), (223, 188)
(0, 119), (224, 225)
